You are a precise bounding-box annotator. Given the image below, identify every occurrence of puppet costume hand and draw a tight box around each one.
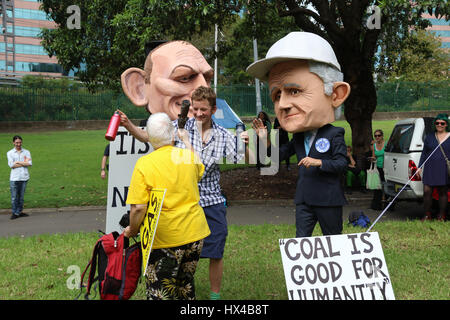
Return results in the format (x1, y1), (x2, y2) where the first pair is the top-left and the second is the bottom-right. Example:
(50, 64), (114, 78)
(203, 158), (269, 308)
(298, 157), (322, 168)
(252, 118), (267, 138)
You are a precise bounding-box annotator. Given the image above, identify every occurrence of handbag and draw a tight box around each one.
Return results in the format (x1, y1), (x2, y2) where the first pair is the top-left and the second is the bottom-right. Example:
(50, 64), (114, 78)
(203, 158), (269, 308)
(366, 162), (381, 190)
(438, 144), (450, 177)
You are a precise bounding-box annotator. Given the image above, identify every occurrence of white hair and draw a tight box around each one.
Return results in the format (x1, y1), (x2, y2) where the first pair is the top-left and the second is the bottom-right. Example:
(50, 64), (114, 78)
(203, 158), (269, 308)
(146, 112), (175, 149)
(308, 61), (344, 119)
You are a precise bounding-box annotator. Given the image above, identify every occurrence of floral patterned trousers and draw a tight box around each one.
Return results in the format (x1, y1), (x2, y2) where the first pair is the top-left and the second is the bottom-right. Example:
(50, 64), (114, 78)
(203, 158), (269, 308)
(145, 240), (203, 300)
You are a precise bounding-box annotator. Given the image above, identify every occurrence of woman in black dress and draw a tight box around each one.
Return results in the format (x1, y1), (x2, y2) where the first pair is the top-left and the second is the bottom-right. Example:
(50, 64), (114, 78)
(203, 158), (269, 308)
(418, 113), (450, 221)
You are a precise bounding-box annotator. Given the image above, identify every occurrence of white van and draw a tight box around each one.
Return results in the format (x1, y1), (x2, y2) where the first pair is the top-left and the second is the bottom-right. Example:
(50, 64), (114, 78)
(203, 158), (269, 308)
(383, 117), (435, 200)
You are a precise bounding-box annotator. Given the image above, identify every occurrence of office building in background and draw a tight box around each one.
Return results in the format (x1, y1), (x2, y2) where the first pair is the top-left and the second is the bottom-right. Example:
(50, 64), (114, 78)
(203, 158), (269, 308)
(0, 0), (64, 76)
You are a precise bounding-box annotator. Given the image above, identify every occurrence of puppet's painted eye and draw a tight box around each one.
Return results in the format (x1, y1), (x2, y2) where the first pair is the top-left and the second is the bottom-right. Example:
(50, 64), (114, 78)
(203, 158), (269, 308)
(178, 73), (197, 83)
(271, 90), (281, 102)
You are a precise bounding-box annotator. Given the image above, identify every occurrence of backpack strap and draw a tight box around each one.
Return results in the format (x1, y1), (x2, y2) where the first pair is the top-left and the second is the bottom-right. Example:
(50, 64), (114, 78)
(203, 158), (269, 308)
(85, 240), (102, 296)
(75, 238), (103, 300)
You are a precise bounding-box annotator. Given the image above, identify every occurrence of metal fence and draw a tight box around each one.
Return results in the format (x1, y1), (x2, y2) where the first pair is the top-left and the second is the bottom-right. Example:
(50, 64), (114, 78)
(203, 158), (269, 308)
(375, 81), (449, 112)
(0, 81), (448, 121)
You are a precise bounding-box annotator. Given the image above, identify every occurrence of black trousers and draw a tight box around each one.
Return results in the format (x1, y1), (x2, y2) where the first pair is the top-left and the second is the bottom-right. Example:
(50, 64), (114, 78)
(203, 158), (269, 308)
(295, 203), (343, 237)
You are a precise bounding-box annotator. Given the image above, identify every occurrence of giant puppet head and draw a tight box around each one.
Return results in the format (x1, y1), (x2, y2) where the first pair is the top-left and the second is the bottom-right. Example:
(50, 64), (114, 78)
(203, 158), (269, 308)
(246, 32), (350, 133)
(121, 40), (214, 121)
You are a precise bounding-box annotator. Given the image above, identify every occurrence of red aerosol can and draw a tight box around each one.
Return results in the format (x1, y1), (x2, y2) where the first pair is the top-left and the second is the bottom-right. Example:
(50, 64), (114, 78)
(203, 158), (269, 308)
(105, 111), (120, 141)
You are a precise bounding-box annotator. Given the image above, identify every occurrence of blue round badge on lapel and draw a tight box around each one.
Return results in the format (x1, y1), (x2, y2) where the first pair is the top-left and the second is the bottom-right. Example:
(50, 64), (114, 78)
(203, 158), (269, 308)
(315, 138), (330, 153)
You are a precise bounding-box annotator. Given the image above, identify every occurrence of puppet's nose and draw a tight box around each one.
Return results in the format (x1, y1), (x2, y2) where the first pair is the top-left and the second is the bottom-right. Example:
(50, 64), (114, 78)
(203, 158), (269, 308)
(278, 93), (292, 110)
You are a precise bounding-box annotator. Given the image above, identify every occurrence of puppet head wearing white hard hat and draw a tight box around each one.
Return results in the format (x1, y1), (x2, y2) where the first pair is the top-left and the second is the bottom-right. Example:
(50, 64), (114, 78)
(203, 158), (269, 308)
(247, 32), (350, 133)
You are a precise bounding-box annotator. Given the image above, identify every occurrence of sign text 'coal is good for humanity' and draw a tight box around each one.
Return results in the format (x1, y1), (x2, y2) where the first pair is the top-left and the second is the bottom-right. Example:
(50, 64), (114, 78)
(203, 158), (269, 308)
(279, 232), (395, 300)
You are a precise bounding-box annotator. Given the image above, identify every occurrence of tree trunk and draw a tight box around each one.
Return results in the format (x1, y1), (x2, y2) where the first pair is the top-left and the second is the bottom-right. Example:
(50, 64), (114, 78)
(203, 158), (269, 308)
(343, 64), (378, 170)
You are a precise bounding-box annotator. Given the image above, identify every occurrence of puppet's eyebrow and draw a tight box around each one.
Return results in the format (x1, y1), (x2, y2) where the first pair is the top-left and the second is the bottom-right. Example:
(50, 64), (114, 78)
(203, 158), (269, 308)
(169, 65), (194, 76)
(270, 86), (279, 95)
(170, 65), (214, 80)
(270, 83), (302, 95)
(283, 83), (302, 89)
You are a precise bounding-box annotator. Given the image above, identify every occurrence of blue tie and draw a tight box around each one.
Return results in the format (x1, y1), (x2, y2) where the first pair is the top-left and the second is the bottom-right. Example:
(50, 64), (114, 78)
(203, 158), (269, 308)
(304, 132), (311, 155)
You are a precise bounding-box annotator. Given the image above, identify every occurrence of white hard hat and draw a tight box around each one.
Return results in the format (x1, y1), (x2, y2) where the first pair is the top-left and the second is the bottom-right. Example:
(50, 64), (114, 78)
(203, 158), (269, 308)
(246, 32), (341, 81)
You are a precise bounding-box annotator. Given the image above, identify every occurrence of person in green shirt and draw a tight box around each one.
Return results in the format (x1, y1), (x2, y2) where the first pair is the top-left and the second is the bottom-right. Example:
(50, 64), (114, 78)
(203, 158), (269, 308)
(370, 129), (385, 210)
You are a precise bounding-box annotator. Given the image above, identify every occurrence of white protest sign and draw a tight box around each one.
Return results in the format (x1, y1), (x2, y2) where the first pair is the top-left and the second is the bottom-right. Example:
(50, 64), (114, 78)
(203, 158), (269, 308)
(106, 126), (153, 233)
(279, 232), (395, 300)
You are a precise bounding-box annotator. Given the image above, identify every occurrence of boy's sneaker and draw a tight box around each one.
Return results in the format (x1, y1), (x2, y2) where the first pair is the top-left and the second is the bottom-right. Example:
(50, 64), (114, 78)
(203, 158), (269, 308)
(210, 291), (221, 300)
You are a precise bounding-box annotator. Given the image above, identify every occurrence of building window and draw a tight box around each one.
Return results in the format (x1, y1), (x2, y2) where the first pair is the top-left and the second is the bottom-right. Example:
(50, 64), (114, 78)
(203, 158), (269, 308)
(0, 43), (48, 55)
(14, 8), (50, 21)
(0, 60), (63, 73)
(0, 25), (44, 37)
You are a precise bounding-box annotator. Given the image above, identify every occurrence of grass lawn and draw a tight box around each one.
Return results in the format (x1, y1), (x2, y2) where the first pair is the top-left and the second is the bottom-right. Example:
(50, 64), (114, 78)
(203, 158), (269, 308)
(334, 119), (396, 147)
(0, 120), (398, 209)
(0, 130), (109, 209)
(0, 120), (448, 301)
(0, 221), (448, 300)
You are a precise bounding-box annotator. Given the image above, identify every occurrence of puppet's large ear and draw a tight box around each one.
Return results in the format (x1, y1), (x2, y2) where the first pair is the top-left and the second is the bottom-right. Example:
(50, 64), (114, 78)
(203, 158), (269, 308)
(331, 82), (351, 108)
(121, 68), (148, 107)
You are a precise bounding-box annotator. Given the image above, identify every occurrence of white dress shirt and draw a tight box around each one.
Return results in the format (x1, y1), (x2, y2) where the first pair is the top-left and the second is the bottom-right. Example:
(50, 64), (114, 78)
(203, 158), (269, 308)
(7, 147), (32, 181)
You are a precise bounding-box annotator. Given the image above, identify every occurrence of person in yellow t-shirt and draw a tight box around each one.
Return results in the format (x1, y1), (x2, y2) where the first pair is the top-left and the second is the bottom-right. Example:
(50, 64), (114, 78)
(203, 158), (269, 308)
(124, 112), (210, 300)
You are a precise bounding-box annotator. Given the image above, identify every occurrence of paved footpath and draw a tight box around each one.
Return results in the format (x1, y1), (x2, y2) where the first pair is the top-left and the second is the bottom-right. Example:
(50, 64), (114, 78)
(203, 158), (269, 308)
(0, 193), (423, 238)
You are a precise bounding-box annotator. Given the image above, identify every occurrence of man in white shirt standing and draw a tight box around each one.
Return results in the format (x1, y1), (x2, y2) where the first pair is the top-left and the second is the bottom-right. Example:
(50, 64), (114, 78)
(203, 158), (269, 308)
(7, 135), (32, 220)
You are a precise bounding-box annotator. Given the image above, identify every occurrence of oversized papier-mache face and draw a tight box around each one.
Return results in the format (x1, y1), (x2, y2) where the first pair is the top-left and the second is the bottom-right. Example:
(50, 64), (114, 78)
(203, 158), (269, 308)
(121, 41), (214, 121)
(246, 32), (351, 133)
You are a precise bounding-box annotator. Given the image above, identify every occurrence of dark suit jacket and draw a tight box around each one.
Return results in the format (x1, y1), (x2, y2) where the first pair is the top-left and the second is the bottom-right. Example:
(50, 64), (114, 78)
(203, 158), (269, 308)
(279, 124), (348, 206)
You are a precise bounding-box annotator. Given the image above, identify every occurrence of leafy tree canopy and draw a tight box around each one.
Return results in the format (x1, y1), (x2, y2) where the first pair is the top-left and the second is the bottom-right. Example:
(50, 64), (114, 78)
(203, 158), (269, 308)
(39, 0), (449, 154)
(39, 0), (240, 91)
(387, 29), (449, 82)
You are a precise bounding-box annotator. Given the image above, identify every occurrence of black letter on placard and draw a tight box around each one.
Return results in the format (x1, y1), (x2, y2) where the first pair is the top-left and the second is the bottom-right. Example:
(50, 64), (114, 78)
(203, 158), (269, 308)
(141, 228), (149, 249)
(131, 136), (136, 154)
(361, 233), (374, 253)
(139, 142), (150, 154)
(288, 290), (294, 300)
(112, 186), (128, 207)
(352, 259), (363, 279)
(150, 193), (159, 212)
(313, 238), (328, 259)
(285, 239), (300, 261)
(371, 257), (387, 278)
(317, 263), (329, 283)
(347, 234), (361, 255)
(116, 131), (128, 155)
(326, 236), (341, 257)
(290, 265), (304, 285)
(147, 212), (155, 225)
(329, 261), (342, 282)
(300, 238), (313, 259)
(315, 287), (329, 300)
